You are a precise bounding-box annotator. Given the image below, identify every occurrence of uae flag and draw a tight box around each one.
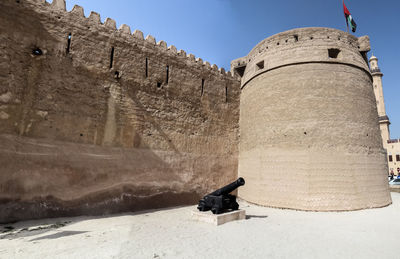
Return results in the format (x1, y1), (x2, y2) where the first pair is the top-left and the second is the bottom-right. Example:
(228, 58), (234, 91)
(343, 1), (357, 32)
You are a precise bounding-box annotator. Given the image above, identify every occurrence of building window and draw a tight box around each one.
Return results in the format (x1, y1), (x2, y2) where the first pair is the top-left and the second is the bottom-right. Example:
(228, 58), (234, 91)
(389, 155), (393, 162)
(397, 155), (400, 162)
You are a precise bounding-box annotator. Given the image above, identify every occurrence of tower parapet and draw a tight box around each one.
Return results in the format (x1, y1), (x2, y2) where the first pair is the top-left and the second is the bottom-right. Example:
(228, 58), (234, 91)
(233, 28), (371, 88)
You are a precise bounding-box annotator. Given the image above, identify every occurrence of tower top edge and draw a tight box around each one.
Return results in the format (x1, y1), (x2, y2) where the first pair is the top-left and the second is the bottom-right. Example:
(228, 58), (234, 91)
(247, 27), (363, 58)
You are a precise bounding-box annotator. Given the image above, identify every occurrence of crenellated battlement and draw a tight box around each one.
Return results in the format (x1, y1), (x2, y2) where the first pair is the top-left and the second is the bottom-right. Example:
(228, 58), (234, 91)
(27, 0), (234, 78)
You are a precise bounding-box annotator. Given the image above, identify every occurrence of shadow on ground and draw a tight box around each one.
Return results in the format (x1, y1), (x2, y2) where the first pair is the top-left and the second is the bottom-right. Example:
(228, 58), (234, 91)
(246, 215), (268, 220)
(0, 204), (194, 240)
(0, 221), (72, 240)
(30, 231), (88, 241)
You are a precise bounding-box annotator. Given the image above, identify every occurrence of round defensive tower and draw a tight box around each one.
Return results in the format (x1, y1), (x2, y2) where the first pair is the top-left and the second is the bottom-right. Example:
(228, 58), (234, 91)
(233, 27), (391, 211)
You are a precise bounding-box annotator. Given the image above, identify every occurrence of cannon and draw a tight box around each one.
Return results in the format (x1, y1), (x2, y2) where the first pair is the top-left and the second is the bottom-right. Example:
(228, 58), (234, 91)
(197, 177), (245, 214)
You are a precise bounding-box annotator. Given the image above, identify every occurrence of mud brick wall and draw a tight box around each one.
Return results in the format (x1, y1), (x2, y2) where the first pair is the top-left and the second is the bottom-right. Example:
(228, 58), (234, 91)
(0, 0), (241, 223)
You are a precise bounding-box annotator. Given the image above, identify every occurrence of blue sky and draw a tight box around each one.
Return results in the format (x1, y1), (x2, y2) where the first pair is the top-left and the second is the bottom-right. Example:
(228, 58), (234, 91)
(60, 0), (400, 137)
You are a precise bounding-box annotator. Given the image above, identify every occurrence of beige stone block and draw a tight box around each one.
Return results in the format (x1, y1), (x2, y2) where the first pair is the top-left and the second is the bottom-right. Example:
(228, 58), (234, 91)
(104, 18), (117, 30)
(119, 24), (131, 34)
(51, 0), (66, 10)
(133, 30), (144, 40)
(70, 5), (84, 17)
(88, 12), (101, 25)
(191, 208), (246, 226)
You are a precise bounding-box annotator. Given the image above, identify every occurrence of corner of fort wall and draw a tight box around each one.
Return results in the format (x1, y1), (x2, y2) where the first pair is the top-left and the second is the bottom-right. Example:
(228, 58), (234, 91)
(0, 0), (241, 222)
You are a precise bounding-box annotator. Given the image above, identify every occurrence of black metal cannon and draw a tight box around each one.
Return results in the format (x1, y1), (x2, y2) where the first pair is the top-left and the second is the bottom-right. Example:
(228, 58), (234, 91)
(197, 177), (245, 214)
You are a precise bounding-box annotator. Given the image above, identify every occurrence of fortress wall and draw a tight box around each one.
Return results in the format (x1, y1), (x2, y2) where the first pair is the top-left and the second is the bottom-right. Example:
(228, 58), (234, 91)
(0, 0), (240, 223)
(236, 28), (391, 211)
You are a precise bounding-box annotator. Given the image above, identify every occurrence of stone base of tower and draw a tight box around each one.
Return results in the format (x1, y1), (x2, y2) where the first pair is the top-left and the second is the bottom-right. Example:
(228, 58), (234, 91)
(238, 148), (392, 211)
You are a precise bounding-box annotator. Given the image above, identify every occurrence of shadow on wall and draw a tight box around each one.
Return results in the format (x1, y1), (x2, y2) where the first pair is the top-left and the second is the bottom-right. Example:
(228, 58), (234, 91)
(0, 134), (203, 223)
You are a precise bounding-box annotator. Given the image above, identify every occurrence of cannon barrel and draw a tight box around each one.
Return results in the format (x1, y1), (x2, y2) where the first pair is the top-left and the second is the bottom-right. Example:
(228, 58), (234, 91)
(208, 177), (245, 196)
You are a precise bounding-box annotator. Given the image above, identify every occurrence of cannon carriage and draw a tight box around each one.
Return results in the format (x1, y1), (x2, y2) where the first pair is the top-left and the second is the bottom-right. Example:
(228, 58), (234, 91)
(197, 177), (245, 214)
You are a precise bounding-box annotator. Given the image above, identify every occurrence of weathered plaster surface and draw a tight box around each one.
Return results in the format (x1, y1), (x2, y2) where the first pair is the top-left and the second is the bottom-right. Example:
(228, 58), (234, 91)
(0, 0), (240, 223)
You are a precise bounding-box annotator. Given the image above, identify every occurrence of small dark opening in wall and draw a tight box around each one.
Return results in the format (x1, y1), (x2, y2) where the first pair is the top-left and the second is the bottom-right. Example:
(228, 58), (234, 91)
(304, 132), (307, 135)
(294, 35), (298, 42)
(114, 71), (120, 79)
(256, 60), (264, 70)
(360, 51), (368, 64)
(310, 36), (314, 40)
(145, 57), (148, 78)
(338, 37), (341, 40)
(285, 39), (288, 43)
(16, 0), (20, 3)
(32, 48), (42, 56)
(225, 86), (228, 103)
(157, 82), (162, 88)
(234, 66), (246, 77)
(166, 65), (169, 84)
(327, 36), (330, 39)
(277, 42), (280, 45)
(66, 33), (72, 54)
(109, 47), (115, 69)
(80, 133), (83, 137)
(328, 48), (341, 58)
(201, 79), (205, 96)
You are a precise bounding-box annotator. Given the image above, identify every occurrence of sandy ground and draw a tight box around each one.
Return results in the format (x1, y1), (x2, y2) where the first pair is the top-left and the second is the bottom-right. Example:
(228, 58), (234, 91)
(1, 193), (399, 259)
